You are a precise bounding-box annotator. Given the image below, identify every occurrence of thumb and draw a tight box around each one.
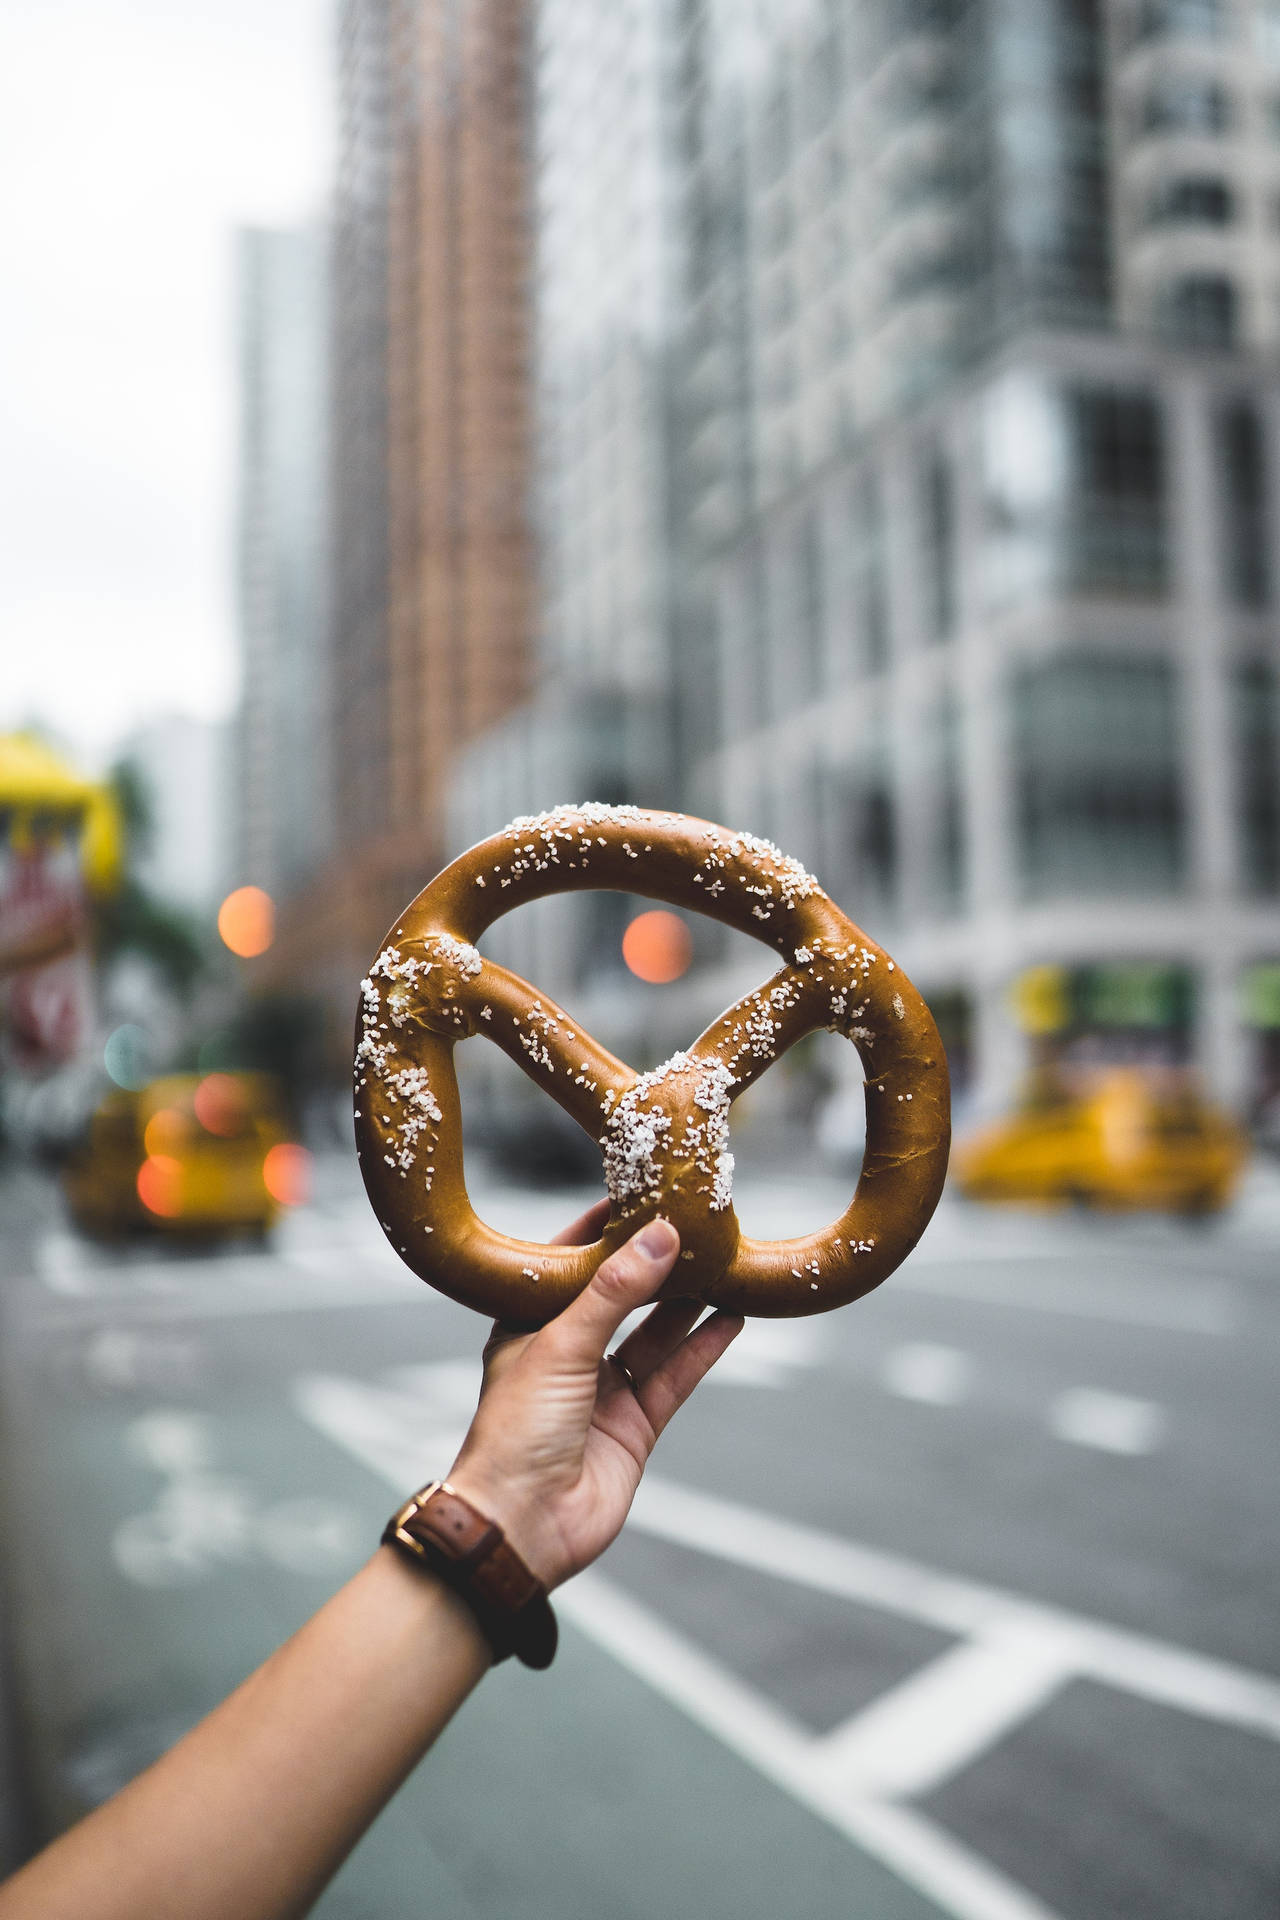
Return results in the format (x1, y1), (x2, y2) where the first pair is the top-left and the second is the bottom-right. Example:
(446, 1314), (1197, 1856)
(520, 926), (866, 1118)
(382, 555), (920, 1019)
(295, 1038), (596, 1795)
(546, 1219), (680, 1370)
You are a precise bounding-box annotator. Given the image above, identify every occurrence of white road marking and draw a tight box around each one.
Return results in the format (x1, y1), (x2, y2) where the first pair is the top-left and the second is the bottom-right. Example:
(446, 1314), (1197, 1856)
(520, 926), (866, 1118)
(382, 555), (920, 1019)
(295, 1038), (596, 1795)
(296, 1369), (1280, 1920)
(626, 1478), (1280, 1743)
(81, 1327), (202, 1392)
(704, 1317), (823, 1388)
(36, 1228), (103, 1294)
(882, 1343), (973, 1406)
(113, 1408), (361, 1588)
(813, 1629), (1071, 1799)
(293, 1368), (472, 1488)
(125, 1409), (215, 1474)
(555, 1573), (1066, 1920)
(252, 1496), (365, 1575)
(1047, 1388), (1166, 1456)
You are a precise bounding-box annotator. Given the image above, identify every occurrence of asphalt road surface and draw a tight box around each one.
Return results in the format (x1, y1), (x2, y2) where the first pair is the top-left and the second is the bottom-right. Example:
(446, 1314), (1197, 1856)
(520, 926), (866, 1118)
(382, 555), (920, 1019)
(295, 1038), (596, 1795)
(2, 1153), (1278, 1920)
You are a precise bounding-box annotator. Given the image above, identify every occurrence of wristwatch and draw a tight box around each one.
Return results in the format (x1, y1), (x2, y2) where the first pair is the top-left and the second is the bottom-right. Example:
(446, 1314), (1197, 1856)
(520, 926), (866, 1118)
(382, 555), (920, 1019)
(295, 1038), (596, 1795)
(381, 1480), (558, 1670)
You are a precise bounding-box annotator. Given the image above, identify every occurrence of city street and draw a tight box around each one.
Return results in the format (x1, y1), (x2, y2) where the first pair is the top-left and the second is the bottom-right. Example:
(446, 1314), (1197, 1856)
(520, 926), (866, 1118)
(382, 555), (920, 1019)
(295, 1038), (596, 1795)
(2, 1154), (1278, 1920)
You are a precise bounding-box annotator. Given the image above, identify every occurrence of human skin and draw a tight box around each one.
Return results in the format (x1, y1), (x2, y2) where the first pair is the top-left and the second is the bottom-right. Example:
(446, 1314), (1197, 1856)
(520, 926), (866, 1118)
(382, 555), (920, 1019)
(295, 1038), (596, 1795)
(0, 1209), (742, 1920)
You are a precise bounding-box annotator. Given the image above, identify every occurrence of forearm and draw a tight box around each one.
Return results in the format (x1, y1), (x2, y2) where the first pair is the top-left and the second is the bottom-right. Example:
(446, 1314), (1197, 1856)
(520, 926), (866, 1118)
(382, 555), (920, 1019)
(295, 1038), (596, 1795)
(0, 1550), (490, 1920)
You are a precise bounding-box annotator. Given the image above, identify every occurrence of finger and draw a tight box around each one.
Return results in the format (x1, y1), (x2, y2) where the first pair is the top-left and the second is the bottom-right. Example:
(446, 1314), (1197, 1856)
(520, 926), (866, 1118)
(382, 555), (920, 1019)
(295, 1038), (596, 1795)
(546, 1218), (680, 1371)
(638, 1310), (744, 1437)
(550, 1196), (611, 1248)
(612, 1297), (704, 1384)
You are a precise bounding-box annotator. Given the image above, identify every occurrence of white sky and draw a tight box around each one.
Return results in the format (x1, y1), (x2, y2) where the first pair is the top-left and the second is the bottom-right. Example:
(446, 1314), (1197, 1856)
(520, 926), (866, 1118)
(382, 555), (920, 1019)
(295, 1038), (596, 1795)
(0, 0), (333, 769)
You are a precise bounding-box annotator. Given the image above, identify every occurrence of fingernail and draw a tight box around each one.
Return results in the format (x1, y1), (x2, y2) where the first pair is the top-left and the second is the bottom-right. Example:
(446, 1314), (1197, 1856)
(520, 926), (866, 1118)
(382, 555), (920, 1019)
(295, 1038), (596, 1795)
(635, 1218), (677, 1260)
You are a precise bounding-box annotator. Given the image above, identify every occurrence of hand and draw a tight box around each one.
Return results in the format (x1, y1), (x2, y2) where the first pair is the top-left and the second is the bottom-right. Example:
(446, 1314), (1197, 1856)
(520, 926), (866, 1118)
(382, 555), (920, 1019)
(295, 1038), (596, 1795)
(446, 1206), (743, 1588)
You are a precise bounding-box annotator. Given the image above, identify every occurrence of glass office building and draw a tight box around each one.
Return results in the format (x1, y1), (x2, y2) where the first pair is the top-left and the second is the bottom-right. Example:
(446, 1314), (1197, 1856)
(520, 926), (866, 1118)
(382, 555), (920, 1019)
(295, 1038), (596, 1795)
(453, 0), (1280, 1118)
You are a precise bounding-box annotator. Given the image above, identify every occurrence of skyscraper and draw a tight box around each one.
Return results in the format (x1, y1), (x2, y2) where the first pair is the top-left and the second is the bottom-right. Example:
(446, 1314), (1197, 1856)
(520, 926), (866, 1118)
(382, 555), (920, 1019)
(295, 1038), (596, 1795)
(330, 0), (535, 938)
(235, 224), (331, 911)
(239, 0), (537, 1051)
(457, 0), (1280, 1118)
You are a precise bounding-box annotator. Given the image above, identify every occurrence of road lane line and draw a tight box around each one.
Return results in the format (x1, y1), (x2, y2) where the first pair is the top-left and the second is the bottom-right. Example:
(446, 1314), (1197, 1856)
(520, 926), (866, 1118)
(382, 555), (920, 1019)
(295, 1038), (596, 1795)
(294, 1372), (1280, 1748)
(813, 1630), (1074, 1799)
(558, 1572), (1066, 1920)
(837, 1799), (1067, 1920)
(627, 1478), (1280, 1743)
(293, 1371), (469, 1486)
(1047, 1388), (1165, 1455)
(882, 1343), (973, 1406)
(295, 1368), (1280, 1918)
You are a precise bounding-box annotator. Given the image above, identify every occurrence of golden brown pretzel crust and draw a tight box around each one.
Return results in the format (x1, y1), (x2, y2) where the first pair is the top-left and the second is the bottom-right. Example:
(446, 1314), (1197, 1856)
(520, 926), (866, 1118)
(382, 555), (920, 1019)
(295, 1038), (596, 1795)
(354, 805), (950, 1324)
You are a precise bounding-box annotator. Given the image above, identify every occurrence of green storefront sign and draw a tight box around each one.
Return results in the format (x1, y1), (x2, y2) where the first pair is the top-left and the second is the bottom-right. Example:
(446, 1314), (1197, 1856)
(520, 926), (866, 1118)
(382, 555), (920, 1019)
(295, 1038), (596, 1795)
(1242, 963), (1280, 1030)
(1074, 964), (1193, 1032)
(1011, 963), (1194, 1034)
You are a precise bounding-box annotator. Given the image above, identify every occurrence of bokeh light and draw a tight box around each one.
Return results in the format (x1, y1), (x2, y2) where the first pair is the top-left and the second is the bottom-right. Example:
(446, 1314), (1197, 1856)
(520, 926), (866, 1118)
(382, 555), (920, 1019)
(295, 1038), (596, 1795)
(194, 1073), (248, 1137)
(143, 1107), (189, 1158)
(217, 885), (274, 958)
(622, 909), (693, 984)
(103, 1024), (150, 1091)
(262, 1142), (312, 1206)
(136, 1154), (182, 1218)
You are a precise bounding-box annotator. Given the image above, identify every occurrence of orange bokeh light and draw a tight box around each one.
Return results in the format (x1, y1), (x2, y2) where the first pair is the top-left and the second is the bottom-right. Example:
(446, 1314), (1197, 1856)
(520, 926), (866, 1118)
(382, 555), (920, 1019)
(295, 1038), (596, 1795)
(137, 1154), (182, 1218)
(194, 1073), (247, 1137)
(621, 909), (693, 984)
(143, 1107), (188, 1157)
(217, 885), (274, 958)
(262, 1142), (312, 1207)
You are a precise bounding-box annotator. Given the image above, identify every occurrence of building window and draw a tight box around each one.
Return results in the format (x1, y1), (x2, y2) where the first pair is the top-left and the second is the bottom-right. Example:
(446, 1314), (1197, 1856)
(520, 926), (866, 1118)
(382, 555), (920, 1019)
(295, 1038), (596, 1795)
(842, 765), (897, 911)
(820, 143), (848, 202)
(761, 197), (792, 256)
(1157, 274), (1238, 347)
(1135, 0), (1226, 43)
(1217, 400), (1270, 608)
(1065, 387), (1167, 593)
(1259, 0), (1280, 59)
(920, 448), (956, 640)
(803, 31), (840, 137)
(926, 690), (967, 912)
(744, 543), (771, 731)
(1013, 655), (1185, 898)
(793, 515), (825, 707)
(759, 86), (790, 183)
(1146, 175), (1234, 226)
(849, 472), (889, 673)
(982, 376), (1168, 604)
(763, 271), (794, 328)
(890, 238), (976, 303)
(1234, 663), (1280, 891)
(1142, 75), (1231, 133)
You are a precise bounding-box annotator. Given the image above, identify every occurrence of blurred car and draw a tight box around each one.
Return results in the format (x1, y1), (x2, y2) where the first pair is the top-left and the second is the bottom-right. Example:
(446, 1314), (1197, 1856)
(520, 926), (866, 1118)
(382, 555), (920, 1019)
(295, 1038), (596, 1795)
(951, 1069), (1247, 1214)
(61, 1072), (310, 1238)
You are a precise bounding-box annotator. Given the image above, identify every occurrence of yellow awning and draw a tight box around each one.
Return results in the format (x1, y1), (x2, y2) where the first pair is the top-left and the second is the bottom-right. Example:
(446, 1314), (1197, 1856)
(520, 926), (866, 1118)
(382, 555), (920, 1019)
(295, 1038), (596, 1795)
(0, 733), (124, 894)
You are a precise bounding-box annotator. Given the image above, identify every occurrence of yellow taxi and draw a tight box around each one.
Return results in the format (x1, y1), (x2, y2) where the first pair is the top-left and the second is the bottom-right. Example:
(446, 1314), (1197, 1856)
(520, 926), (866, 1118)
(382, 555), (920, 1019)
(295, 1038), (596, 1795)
(951, 1068), (1248, 1215)
(62, 1073), (310, 1238)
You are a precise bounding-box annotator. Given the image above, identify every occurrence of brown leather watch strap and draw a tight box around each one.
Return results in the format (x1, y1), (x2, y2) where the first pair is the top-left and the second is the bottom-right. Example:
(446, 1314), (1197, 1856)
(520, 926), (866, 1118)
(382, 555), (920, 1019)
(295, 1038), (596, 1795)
(382, 1481), (558, 1670)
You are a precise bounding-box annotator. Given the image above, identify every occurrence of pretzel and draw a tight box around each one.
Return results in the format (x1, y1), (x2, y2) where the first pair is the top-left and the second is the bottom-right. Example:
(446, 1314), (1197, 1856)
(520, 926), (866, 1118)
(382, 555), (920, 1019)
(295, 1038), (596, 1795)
(354, 805), (949, 1324)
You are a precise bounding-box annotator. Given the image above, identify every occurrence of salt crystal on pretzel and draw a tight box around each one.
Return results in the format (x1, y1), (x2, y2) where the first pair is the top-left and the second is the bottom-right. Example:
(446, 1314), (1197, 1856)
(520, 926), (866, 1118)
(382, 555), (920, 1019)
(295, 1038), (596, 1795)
(354, 806), (950, 1325)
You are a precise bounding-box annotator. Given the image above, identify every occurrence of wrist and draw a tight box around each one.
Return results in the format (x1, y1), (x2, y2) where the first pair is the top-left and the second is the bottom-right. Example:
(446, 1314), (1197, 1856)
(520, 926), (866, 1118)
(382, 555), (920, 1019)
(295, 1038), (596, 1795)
(373, 1540), (496, 1669)
(382, 1480), (559, 1669)
(445, 1459), (561, 1587)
